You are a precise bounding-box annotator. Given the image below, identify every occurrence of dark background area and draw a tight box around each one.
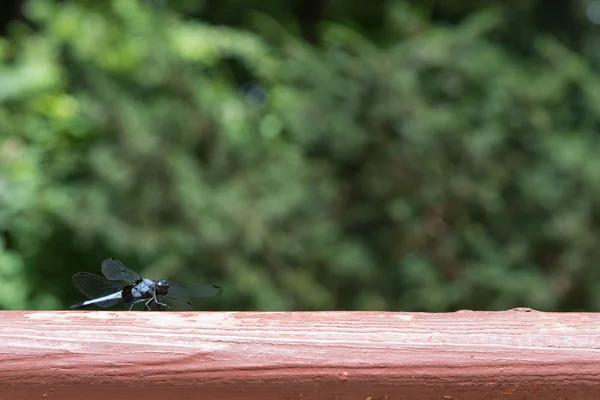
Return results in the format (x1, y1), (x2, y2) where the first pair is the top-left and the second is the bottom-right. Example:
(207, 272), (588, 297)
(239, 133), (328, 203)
(1, 0), (600, 312)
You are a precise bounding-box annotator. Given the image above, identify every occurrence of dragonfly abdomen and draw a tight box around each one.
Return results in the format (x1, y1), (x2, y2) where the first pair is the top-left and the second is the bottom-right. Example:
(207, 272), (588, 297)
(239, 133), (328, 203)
(70, 291), (124, 309)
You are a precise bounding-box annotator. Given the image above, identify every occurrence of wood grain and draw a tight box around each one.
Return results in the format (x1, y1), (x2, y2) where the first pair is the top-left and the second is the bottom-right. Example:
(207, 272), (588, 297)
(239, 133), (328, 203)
(1, 309), (599, 399)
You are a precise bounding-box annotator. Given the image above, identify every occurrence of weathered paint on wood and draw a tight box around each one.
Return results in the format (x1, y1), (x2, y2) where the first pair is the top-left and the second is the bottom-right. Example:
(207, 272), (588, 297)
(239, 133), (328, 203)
(1, 309), (599, 399)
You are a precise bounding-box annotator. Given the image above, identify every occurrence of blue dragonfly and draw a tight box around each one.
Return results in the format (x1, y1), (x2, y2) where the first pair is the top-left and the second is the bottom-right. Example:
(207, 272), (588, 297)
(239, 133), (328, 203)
(70, 258), (222, 311)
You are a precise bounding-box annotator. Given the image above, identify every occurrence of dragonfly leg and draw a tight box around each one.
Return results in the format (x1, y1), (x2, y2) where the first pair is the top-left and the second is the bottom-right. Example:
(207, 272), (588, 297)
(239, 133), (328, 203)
(129, 299), (146, 311)
(144, 297), (155, 311)
(155, 298), (170, 309)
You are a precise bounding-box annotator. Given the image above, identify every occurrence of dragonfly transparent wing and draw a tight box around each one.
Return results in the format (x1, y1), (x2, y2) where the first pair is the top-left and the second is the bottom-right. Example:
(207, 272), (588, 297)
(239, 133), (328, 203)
(71, 272), (125, 308)
(101, 258), (140, 282)
(155, 295), (194, 311)
(166, 281), (222, 300)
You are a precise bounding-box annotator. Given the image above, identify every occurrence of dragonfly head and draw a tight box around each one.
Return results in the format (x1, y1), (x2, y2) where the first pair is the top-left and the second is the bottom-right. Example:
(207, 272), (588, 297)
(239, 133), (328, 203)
(156, 279), (170, 296)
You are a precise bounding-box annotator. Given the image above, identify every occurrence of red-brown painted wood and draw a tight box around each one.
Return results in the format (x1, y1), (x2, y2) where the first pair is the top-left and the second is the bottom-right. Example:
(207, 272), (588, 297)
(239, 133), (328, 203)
(1, 309), (599, 399)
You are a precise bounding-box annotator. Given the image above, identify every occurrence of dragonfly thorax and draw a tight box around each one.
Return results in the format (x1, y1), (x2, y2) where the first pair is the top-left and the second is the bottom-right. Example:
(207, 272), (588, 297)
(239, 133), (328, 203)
(129, 278), (156, 300)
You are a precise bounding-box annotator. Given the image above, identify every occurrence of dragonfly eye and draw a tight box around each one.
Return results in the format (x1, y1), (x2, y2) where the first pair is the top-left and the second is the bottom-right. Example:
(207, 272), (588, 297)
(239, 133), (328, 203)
(157, 279), (169, 289)
(155, 279), (170, 296)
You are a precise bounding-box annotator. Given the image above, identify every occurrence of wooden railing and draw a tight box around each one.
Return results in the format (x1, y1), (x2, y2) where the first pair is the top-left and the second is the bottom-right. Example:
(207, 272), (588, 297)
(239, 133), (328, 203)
(1, 309), (599, 399)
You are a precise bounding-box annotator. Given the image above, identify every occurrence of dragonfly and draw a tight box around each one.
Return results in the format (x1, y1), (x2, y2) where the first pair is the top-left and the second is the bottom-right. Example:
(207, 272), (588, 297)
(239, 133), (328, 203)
(70, 258), (222, 311)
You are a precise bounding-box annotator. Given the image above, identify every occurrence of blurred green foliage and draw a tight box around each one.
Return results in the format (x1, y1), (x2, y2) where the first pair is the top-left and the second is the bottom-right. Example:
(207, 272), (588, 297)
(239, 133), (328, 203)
(1, 0), (600, 311)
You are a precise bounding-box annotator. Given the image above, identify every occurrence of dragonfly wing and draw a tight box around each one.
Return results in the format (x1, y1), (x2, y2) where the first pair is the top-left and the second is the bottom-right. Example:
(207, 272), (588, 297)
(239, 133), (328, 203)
(166, 281), (222, 300)
(72, 272), (124, 299)
(101, 258), (140, 282)
(157, 295), (193, 311)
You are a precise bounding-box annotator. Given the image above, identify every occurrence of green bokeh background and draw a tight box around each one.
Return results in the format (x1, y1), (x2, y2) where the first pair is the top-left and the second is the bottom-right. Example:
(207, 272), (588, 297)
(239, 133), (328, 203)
(1, 0), (600, 312)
